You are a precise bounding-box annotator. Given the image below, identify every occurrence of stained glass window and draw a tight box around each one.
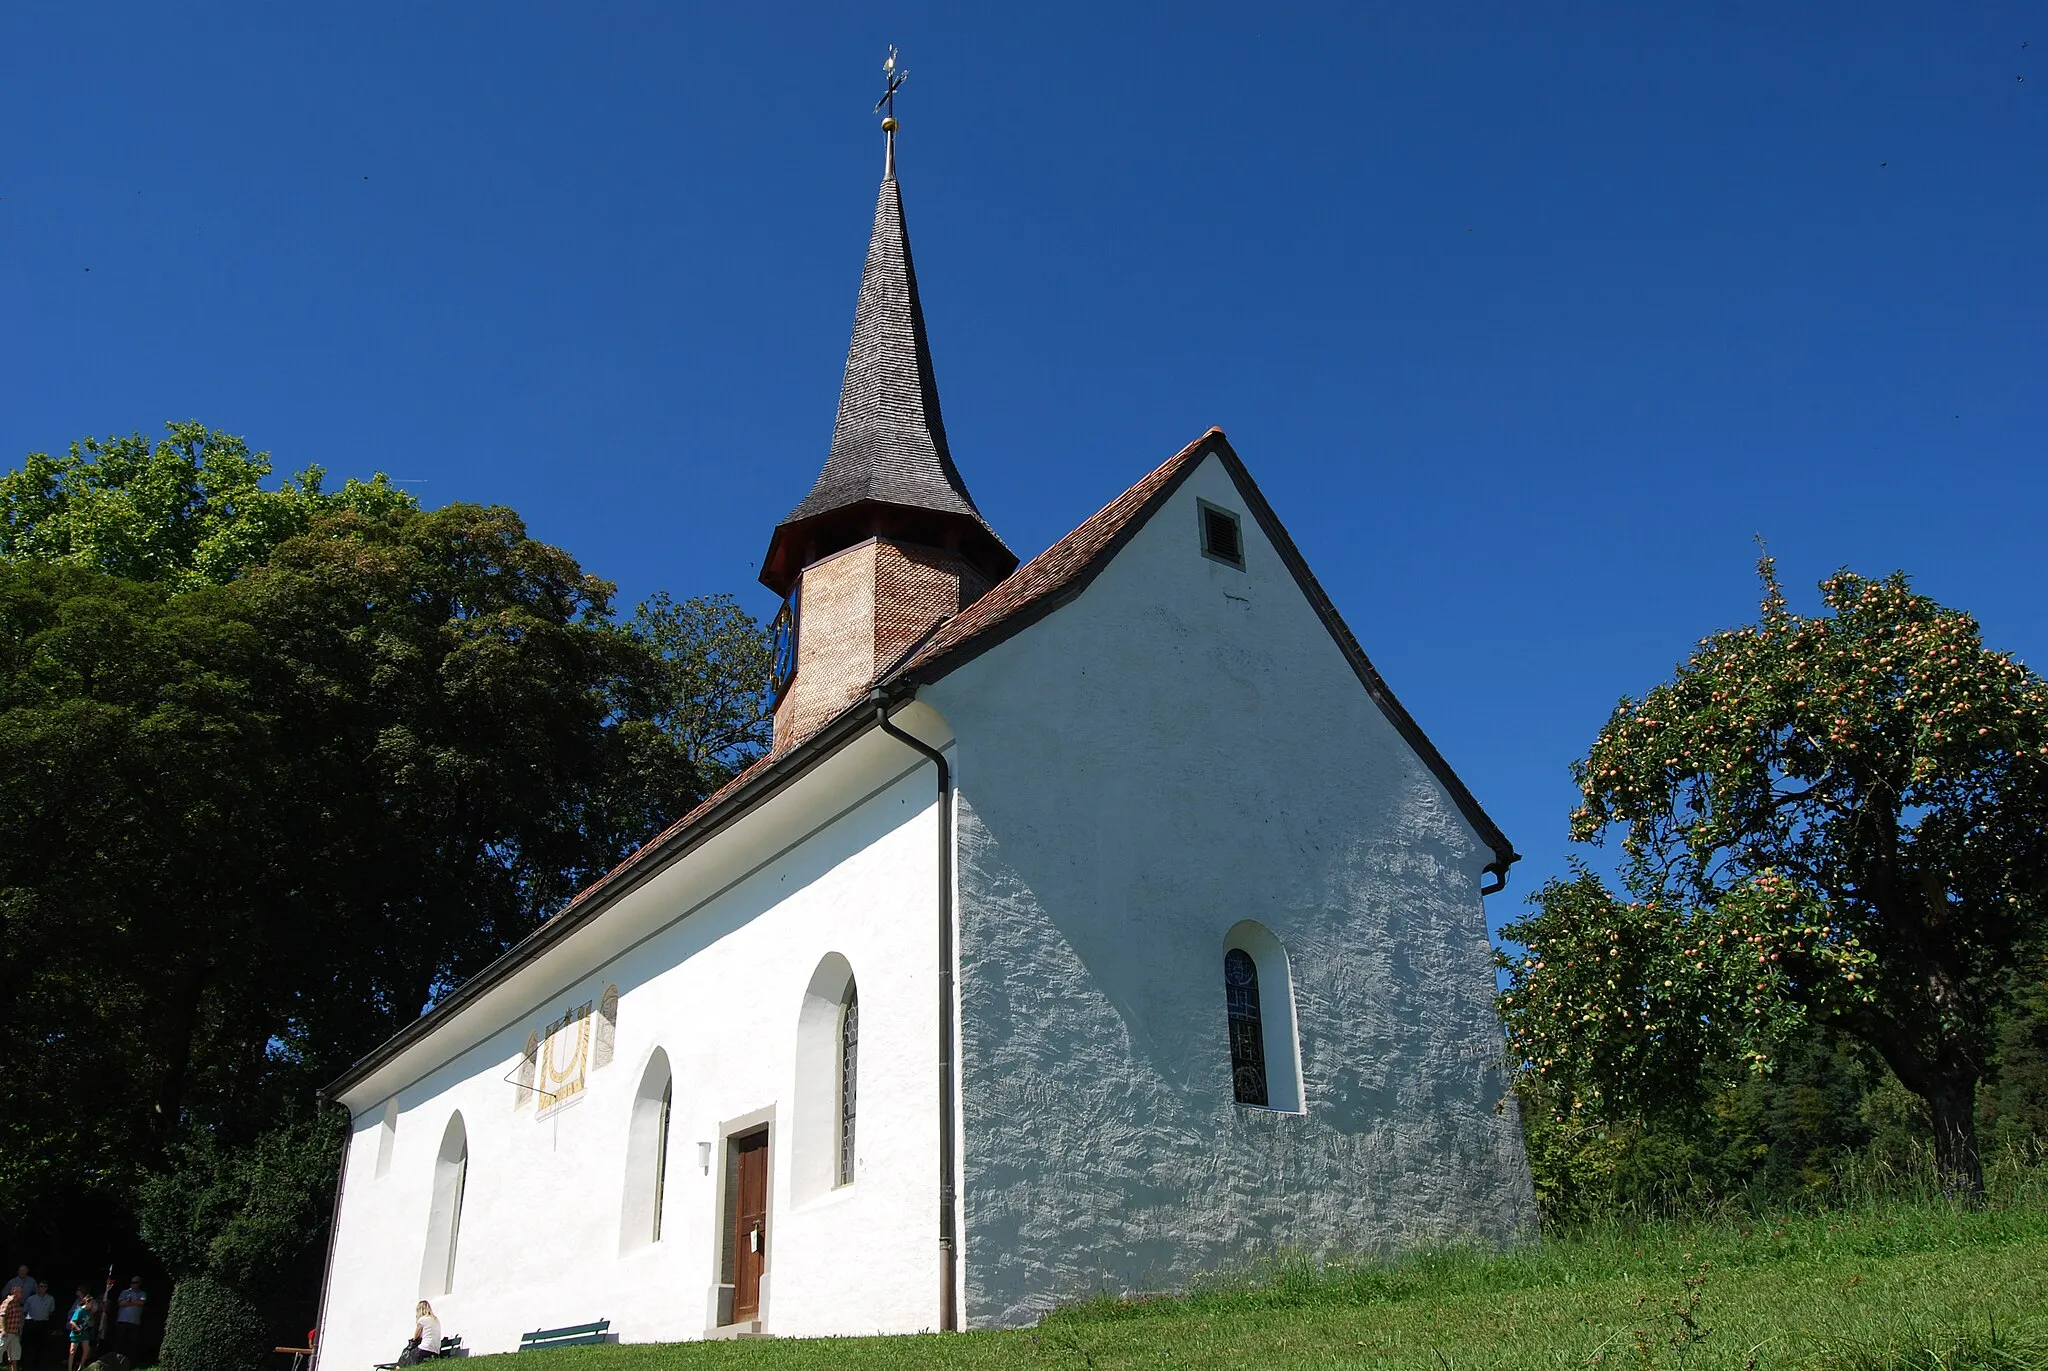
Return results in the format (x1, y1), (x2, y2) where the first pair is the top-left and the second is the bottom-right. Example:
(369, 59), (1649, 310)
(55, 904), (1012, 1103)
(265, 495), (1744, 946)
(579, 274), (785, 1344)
(1225, 948), (1268, 1107)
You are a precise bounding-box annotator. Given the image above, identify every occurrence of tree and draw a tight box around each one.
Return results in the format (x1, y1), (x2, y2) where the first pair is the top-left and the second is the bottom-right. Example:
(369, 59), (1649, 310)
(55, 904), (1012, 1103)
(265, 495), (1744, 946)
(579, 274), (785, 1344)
(0, 563), (287, 1206)
(0, 421), (414, 588)
(626, 591), (775, 788)
(138, 1104), (344, 1371)
(0, 422), (774, 1320)
(1500, 560), (2048, 1195)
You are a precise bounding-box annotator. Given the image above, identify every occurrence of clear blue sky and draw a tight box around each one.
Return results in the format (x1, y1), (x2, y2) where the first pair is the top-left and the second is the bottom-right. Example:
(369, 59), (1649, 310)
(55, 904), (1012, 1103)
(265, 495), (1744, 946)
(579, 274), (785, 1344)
(4, 3), (2043, 931)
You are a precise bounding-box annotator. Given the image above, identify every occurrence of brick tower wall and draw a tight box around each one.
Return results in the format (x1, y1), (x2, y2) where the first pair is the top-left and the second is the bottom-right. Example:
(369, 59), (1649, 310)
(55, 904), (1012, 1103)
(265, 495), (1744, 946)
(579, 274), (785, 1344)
(772, 538), (989, 751)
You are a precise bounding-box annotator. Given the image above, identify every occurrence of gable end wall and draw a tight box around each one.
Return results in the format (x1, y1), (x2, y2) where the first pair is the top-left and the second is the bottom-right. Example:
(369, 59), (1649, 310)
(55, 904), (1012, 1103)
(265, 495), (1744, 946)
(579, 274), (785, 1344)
(926, 453), (1534, 1327)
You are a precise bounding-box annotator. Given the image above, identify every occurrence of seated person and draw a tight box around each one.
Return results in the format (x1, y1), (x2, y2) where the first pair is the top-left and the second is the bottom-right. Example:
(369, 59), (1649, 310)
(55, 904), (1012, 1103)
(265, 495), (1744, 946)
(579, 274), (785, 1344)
(396, 1301), (442, 1365)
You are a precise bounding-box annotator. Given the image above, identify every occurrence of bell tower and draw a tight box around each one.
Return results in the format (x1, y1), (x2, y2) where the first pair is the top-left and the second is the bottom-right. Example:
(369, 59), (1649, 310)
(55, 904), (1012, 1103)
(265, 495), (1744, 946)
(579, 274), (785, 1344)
(761, 94), (1015, 750)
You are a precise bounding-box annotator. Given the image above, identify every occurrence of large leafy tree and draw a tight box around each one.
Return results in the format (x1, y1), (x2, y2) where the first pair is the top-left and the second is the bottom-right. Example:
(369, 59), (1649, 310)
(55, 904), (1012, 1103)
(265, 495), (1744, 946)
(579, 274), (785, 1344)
(1500, 560), (2048, 1195)
(0, 424), (773, 1320)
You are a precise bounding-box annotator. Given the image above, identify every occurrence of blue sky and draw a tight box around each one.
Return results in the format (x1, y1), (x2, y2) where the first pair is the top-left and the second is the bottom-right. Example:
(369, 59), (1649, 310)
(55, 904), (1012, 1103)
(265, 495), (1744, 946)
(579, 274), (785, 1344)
(4, 2), (2043, 932)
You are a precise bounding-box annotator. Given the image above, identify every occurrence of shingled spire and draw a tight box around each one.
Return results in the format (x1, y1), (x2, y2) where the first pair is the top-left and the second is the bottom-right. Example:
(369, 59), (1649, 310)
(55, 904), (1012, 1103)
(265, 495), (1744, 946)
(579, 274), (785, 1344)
(759, 155), (1015, 597)
(762, 111), (1018, 750)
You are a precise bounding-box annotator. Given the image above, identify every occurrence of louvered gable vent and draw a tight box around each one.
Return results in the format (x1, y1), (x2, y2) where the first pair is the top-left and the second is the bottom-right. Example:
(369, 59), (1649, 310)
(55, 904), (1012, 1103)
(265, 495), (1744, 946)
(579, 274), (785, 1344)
(1200, 500), (1244, 568)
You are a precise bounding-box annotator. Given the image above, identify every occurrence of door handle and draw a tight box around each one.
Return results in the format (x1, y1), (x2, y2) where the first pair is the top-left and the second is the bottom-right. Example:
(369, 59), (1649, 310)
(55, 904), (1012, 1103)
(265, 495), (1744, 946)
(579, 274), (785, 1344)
(749, 1227), (761, 1253)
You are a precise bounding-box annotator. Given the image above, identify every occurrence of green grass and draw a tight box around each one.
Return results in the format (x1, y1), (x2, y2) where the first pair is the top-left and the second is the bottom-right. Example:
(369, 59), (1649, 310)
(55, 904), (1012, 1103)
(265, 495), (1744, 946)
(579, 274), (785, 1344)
(475, 1187), (2048, 1370)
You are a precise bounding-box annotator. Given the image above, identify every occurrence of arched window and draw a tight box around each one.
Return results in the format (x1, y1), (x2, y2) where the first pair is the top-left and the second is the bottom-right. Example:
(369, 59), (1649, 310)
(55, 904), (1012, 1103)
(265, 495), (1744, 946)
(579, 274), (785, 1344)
(420, 1112), (468, 1296)
(794, 953), (857, 1202)
(620, 1049), (673, 1252)
(1223, 922), (1304, 1113)
(838, 984), (859, 1187)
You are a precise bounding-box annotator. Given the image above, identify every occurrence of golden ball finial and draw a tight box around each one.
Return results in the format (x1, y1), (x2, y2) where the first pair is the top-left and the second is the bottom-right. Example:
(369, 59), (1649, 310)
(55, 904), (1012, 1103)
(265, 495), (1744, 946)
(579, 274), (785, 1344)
(880, 116), (899, 133)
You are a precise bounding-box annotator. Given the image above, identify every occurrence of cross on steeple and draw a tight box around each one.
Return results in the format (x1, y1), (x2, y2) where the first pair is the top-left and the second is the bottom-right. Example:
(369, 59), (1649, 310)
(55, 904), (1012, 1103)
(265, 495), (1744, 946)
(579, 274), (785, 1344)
(876, 46), (907, 180)
(876, 45), (907, 120)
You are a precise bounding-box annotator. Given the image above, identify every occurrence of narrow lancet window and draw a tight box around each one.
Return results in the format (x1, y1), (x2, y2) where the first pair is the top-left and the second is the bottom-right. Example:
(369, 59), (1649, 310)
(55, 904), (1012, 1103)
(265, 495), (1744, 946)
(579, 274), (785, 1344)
(1225, 948), (1269, 1106)
(838, 985), (859, 1186)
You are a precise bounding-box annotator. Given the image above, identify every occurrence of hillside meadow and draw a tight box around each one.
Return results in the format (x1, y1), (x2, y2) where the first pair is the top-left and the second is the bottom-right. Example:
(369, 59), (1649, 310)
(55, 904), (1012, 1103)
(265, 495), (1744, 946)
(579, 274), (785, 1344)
(462, 1154), (2048, 1371)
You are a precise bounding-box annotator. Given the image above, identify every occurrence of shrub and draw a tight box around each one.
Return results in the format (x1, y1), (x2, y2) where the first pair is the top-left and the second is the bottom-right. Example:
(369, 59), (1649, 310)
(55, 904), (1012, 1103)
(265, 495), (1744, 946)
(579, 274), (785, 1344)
(156, 1276), (268, 1371)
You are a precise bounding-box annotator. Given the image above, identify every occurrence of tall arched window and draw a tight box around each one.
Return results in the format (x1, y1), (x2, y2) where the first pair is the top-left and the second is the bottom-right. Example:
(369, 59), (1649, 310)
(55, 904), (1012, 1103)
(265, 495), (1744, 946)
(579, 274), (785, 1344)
(1223, 922), (1305, 1113)
(420, 1112), (468, 1296)
(620, 1049), (673, 1252)
(838, 984), (859, 1187)
(794, 953), (857, 1201)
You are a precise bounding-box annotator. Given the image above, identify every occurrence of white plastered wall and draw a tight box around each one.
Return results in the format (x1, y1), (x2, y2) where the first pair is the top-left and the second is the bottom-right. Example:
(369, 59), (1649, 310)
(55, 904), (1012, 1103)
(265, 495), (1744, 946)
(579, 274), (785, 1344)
(317, 723), (954, 1366)
(926, 451), (1536, 1328)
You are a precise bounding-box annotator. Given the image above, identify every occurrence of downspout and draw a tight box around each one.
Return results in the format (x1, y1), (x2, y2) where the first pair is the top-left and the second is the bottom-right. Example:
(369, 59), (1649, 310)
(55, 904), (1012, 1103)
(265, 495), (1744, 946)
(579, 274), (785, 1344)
(871, 690), (959, 1333)
(1480, 858), (1513, 897)
(308, 1091), (353, 1370)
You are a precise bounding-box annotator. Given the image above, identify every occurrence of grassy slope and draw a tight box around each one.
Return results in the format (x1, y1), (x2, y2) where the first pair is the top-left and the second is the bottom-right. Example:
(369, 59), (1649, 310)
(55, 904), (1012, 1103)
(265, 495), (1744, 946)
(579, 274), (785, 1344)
(472, 1198), (2048, 1371)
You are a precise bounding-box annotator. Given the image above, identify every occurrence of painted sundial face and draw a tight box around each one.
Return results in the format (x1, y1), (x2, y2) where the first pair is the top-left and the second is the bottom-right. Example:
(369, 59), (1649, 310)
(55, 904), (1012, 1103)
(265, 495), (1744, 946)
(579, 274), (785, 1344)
(513, 985), (617, 1115)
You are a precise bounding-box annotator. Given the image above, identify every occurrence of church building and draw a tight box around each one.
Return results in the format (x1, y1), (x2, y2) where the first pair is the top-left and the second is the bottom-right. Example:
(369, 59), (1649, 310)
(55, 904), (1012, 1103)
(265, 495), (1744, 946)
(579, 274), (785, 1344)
(314, 113), (1534, 1364)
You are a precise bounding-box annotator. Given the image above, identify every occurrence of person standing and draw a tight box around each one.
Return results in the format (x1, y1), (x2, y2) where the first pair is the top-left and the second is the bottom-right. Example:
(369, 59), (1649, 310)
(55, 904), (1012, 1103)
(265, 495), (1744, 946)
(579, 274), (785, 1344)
(0, 1285), (23, 1369)
(0, 1274), (31, 1309)
(110, 1279), (145, 1361)
(23, 1283), (53, 1371)
(63, 1289), (92, 1371)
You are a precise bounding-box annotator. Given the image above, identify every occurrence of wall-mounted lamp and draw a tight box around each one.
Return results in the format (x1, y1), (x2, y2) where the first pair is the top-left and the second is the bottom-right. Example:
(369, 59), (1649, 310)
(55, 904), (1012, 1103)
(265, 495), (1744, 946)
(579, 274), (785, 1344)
(698, 1141), (713, 1175)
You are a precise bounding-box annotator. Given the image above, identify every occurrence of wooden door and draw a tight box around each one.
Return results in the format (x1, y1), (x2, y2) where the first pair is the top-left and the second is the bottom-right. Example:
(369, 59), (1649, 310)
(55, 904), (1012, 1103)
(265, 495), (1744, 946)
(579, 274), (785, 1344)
(731, 1130), (770, 1321)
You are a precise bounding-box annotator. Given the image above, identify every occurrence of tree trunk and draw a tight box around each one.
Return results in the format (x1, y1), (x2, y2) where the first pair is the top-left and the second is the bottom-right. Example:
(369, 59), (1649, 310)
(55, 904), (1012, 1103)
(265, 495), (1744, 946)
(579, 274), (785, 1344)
(1925, 1072), (1985, 1201)
(151, 962), (211, 1141)
(1856, 1006), (1985, 1202)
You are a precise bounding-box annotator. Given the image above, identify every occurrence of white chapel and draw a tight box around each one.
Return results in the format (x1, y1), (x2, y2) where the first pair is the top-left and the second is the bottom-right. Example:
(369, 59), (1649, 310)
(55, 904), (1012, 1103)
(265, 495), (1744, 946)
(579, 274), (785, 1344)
(314, 116), (1535, 1364)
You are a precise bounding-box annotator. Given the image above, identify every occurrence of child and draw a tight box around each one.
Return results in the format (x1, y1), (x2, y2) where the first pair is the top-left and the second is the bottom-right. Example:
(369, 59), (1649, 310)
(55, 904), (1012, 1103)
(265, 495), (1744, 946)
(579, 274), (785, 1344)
(64, 1290), (93, 1371)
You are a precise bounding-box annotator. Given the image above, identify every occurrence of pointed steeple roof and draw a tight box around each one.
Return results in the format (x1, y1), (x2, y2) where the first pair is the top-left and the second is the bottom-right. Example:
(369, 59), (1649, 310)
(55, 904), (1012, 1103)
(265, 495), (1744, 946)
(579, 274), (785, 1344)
(760, 160), (1014, 596)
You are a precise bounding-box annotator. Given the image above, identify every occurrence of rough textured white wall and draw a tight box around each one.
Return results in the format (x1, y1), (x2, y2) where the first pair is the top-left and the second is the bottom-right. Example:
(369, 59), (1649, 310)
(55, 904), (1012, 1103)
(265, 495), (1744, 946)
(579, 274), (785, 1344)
(318, 750), (949, 1367)
(927, 452), (1535, 1329)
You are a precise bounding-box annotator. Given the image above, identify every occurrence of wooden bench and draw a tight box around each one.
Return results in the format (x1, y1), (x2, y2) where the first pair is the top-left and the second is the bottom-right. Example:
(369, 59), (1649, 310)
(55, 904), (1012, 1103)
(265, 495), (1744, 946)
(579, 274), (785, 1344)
(372, 1333), (463, 1366)
(518, 1320), (610, 1352)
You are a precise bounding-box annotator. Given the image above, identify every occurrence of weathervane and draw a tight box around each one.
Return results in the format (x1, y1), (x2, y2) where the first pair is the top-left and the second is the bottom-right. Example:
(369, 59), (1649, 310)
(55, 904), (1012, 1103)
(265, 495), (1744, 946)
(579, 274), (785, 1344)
(876, 45), (907, 177)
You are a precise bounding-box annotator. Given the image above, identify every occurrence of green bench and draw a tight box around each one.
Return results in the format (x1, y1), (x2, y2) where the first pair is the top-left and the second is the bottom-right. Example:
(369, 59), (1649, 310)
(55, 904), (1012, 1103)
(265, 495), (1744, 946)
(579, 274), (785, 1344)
(518, 1320), (611, 1352)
